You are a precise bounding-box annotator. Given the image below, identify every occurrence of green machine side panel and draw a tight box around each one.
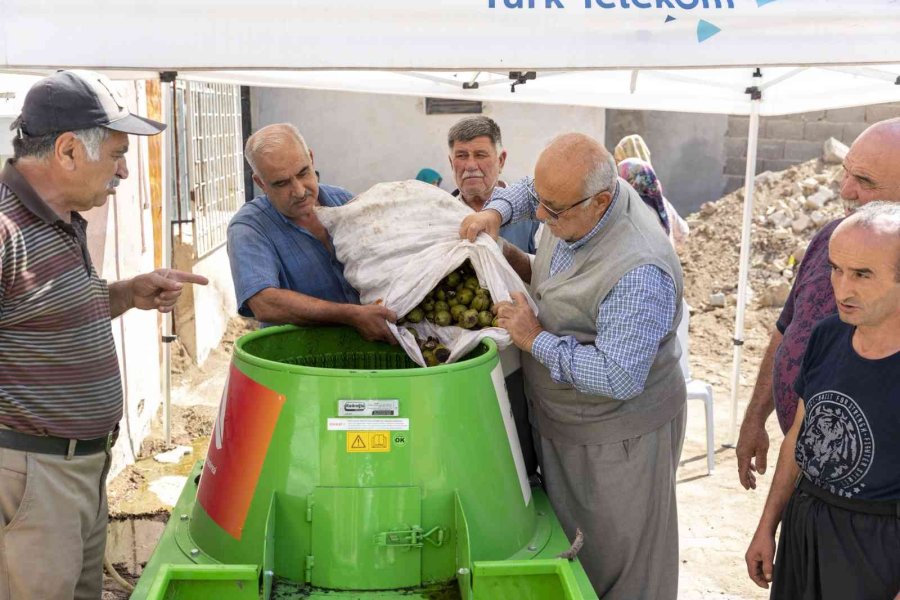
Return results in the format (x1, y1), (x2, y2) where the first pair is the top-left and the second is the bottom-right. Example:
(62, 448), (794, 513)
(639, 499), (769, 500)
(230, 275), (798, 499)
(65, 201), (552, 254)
(144, 565), (258, 600)
(310, 487), (422, 590)
(472, 560), (582, 600)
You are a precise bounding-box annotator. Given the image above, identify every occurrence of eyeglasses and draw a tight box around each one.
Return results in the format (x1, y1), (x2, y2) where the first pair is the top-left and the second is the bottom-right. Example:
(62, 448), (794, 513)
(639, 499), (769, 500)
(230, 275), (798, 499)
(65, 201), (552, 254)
(535, 192), (596, 221)
(528, 178), (616, 222)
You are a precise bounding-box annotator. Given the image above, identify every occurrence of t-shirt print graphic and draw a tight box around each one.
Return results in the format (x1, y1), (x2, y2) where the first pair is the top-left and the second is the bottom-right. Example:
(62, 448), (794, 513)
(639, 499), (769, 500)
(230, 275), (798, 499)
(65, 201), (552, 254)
(796, 390), (875, 498)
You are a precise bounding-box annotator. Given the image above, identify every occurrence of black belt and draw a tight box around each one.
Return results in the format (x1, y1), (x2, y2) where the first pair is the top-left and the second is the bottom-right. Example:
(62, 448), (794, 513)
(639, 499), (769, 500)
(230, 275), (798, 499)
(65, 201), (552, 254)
(0, 427), (117, 459)
(797, 475), (900, 518)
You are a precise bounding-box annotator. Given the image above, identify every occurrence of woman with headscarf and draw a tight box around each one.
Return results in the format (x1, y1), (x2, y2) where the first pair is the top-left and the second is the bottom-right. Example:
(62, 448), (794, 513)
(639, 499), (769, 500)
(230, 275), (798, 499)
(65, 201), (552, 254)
(614, 133), (653, 164)
(614, 136), (690, 250)
(615, 138), (693, 399)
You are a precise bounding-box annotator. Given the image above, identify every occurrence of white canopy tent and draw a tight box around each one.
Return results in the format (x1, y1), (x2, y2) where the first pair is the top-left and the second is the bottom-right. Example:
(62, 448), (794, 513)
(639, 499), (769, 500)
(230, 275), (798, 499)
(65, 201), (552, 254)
(2, 0), (899, 71)
(186, 66), (900, 116)
(3, 0), (900, 443)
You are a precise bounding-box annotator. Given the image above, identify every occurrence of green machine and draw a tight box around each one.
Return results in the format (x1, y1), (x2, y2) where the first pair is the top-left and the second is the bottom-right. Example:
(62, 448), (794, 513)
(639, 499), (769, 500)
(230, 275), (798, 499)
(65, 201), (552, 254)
(131, 325), (598, 600)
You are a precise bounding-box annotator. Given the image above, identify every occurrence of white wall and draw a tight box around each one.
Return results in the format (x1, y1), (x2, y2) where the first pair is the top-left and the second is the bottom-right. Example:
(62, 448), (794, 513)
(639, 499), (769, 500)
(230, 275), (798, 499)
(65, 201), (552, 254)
(1, 74), (41, 164)
(250, 88), (605, 196)
(0, 117), (12, 163)
(83, 82), (163, 479)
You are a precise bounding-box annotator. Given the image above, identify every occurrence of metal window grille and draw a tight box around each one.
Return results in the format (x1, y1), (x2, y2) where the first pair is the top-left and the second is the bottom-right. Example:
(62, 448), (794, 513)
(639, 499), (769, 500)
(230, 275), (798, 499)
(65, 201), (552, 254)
(172, 80), (245, 257)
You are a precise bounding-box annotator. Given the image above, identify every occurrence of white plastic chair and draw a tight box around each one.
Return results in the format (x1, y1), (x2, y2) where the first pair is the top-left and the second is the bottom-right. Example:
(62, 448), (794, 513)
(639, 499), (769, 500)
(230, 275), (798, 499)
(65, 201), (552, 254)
(677, 301), (715, 474)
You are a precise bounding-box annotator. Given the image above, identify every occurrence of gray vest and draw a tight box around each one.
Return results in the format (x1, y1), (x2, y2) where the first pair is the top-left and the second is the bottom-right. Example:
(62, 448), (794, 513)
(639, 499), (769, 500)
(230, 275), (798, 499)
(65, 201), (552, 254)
(522, 179), (686, 445)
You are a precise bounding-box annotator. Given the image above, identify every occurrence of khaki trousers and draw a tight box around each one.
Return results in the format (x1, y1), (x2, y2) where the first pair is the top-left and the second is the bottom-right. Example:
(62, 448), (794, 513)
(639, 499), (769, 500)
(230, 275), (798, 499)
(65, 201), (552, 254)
(0, 447), (110, 600)
(536, 404), (686, 600)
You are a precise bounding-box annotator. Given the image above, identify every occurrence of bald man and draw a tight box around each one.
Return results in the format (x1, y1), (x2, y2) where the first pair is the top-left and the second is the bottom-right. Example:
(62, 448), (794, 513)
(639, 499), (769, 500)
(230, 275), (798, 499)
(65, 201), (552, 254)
(226, 123), (395, 342)
(737, 118), (900, 491)
(460, 133), (687, 599)
(745, 202), (900, 599)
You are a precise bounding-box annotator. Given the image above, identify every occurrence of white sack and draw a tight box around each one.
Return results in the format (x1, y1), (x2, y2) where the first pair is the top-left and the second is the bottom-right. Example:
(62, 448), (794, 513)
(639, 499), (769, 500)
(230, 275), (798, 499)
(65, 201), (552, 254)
(318, 180), (537, 366)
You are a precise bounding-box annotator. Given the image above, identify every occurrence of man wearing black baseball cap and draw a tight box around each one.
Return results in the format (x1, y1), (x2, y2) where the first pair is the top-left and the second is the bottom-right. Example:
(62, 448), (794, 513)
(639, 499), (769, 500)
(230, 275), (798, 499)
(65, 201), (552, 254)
(12, 69), (167, 138)
(0, 70), (207, 599)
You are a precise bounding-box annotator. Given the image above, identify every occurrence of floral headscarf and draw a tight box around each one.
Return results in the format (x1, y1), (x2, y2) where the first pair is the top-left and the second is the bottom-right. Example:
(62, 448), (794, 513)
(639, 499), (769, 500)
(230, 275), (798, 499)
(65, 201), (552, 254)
(617, 158), (670, 235)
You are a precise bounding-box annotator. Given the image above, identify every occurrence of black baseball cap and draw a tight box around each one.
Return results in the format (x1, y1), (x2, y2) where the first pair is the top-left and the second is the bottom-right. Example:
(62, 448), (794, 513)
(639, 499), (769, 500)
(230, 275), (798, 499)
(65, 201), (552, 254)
(12, 70), (165, 137)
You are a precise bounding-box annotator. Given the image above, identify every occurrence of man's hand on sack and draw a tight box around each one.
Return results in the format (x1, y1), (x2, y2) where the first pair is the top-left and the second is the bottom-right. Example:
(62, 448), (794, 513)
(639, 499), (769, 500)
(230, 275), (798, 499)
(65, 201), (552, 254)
(350, 303), (398, 345)
(493, 292), (543, 353)
(459, 209), (503, 242)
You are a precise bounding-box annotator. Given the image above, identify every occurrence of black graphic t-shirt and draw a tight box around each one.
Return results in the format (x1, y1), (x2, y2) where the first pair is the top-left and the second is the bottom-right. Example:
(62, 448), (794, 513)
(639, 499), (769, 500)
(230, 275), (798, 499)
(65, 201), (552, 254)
(794, 315), (900, 501)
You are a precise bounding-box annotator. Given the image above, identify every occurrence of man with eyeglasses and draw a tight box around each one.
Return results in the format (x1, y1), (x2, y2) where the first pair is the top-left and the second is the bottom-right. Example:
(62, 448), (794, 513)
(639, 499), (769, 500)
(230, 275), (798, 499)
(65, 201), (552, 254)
(460, 133), (686, 600)
(736, 118), (900, 493)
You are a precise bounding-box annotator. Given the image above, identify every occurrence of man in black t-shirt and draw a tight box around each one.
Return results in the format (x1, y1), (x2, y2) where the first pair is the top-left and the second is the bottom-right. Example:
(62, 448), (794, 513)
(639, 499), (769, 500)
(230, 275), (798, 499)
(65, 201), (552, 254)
(745, 201), (900, 600)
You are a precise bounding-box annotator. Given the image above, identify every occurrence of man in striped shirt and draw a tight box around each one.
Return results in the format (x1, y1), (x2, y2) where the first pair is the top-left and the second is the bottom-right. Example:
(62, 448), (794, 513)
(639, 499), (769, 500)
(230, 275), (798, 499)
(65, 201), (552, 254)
(0, 70), (207, 600)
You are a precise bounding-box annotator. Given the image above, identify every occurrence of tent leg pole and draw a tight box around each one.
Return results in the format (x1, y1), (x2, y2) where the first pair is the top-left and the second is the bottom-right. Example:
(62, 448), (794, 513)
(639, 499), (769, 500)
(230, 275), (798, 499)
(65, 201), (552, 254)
(727, 98), (760, 447)
(162, 77), (178, 448)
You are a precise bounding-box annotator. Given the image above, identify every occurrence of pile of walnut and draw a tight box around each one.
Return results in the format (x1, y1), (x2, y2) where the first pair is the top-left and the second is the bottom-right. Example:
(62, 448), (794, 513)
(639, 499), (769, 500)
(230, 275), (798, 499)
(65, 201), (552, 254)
(399, 260), (499, 367)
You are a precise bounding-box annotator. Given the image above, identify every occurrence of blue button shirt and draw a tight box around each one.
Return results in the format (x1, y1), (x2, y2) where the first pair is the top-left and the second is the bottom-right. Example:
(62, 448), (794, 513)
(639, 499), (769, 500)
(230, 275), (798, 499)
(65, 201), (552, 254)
(452, 188), (539, 253)
(227, 184), (360, 327)
(500, 219), (540, 254)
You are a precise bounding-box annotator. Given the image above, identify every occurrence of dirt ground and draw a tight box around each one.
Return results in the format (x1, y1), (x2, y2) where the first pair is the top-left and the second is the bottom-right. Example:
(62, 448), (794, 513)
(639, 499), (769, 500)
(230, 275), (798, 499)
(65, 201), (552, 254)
(106, 320), (254, 518)
(105, 157), (849, 598)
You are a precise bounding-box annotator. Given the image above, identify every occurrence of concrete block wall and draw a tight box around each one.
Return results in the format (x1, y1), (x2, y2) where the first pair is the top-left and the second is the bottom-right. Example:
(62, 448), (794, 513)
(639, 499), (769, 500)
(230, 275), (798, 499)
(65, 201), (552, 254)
(723, 102), (900, 194)
(605, 110), (728, 215)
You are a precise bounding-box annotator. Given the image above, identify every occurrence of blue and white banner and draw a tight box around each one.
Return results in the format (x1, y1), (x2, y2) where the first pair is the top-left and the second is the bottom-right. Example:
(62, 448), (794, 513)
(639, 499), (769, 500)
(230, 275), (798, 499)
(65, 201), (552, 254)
(1, 0), (898, 71)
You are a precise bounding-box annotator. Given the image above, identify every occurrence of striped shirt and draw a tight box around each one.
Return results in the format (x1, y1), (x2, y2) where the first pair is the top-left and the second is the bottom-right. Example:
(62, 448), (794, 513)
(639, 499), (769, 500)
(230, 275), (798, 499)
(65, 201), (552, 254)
(488, 177), (677, 400)
(0, 160), (122, 438)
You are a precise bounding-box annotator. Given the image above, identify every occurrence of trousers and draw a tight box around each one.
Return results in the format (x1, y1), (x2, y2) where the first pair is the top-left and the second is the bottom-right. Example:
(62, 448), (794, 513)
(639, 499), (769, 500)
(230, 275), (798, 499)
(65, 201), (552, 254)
(0, 446), (110, 600)
(536, 405), (686, 600)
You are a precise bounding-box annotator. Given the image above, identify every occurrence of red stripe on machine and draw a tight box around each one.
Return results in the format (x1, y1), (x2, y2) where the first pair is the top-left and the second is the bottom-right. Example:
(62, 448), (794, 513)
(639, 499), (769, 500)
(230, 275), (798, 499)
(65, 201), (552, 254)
(197, 364), (285, 540)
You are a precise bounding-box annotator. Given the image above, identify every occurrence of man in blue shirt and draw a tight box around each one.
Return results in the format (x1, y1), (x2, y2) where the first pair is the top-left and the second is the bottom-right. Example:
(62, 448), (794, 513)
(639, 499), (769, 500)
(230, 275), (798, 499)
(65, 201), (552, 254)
(227, 123), (395, 341)
(447, 116), (539, 254)
(447, 116), (540, 475)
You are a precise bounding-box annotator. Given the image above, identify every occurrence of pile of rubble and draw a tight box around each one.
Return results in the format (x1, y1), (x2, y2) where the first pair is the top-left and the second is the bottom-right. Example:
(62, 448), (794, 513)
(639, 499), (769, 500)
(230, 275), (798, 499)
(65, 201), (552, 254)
(680, 137), (849, 313)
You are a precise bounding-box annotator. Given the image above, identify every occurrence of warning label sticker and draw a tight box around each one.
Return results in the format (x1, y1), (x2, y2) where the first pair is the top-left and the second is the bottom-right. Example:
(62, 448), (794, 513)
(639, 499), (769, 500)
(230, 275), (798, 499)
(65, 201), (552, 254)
(346, 431), (391, 453)
(338, 399), (399, 417)
(327, 418), (409, 431)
